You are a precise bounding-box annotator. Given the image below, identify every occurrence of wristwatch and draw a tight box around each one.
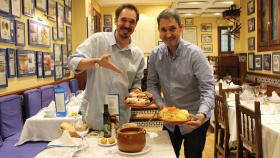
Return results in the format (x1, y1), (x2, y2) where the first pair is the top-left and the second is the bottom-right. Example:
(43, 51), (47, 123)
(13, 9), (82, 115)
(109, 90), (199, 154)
(94, 60), (100, 68)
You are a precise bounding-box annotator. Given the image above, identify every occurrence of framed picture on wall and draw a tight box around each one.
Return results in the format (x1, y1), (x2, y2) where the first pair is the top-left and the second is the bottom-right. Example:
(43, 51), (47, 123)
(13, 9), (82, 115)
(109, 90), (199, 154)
(6, 48), (16, 78)
(15, 20), (25, 46)
(104, 15), (112, 27)
(201, 44), (213, 53)
(272, 52), (280, 73)
(103, 27), (112, 32)
(28, 20), (51, 47)
(62, 45), (70, 77)
(66, 26), (72, 52)
(255, 55), (262, 70)
(23, 0), (35, 17)
(201, 23), (212, 32)
(248, 36), (255, 50)
(0, 49), (8, 88)
(54, 65), (63, 80)
(35, 0), (47, 12)
(11, 0), (21, 17)
(64, 0), (72, 8)
(54, 44), (62, 65)
(248, 52), (255, 70)
(0, 14), (15, 43)
(201, 34), (212, 43)
(239, 53), (247, 62)
(247, 0), (255, 15)
(248, 17), (255, 32)
(53, 26), (57, 40)
(64, 6), (72, 24)
(263, 54), (271, 70)
(56, 2), (64, 40)
(47, 0), (56, 21)
(185, 18), (193, 25)
(36, 51), (43, 78)
(16, 50), (36, 77)
(42, 52), (53, 77)
(0, 0), (11, 14)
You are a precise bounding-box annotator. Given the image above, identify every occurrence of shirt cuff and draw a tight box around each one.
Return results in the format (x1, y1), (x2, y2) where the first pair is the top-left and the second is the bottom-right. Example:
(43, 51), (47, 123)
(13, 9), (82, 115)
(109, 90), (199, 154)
(198, 106), (211, 118)
(69, 57), (84, 74)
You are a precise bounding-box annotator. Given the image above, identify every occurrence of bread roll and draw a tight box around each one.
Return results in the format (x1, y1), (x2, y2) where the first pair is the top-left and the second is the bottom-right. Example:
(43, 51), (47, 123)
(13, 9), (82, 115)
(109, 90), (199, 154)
(60, 122), (80, 138)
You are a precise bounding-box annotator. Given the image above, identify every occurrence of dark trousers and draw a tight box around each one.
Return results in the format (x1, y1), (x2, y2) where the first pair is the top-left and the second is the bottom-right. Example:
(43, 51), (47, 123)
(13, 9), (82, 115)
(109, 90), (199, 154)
(163, 120), (210, 158)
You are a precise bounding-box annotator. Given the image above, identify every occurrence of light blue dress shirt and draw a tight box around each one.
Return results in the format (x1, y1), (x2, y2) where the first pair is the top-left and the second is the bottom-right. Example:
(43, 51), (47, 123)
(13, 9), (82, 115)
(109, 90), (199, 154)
(68, 32), (144, 130)
(147, 39), (215, 134)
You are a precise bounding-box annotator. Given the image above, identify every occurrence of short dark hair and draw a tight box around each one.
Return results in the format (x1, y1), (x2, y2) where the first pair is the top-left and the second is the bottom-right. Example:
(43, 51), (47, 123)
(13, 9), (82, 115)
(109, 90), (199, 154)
(115, 4), (139, 22)
(157, 8), (181, 26)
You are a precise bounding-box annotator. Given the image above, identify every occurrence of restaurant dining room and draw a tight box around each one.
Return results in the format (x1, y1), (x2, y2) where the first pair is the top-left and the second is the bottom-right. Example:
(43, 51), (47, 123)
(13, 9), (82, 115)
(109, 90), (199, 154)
(0, 0), (280, 158)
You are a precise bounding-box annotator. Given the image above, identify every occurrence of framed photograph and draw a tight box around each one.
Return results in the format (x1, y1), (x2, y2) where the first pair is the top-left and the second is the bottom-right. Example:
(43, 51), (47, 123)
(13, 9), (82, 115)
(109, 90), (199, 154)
(16, 50), (36, 77)
(64, 0), (71, 8)
(54, 65), (63, 80)
(54, 44), (62, 65)
(47, 0), (56, 21)
(182, 26), (197, 45)
(0, 49), (8, 88)
(247, 0), (255, 15)
(0, 0), (11, 14)
(248, 17), (255, 32)
(272, 52), (280, 73)
(56, 2), (64, 40)
(248, 36), (255, 50)
(64, 6), (72, 24)
(15, 20), (25, 46)
(11, 0), (21, 17)
(35, 0), (47, 12)
(66, 26), (72, 52)
(6, 48), (16, 78)
(248, 53), (255, 70)
(185, 18), (193, 25)
(239, 53), (247, 62)
(28, 20), (51, 47)
(201, 23), (212, 32)
(53, 26), (57, 40)
(263, 54), (271, 70)
(255, 55), (262, 70)
(36, 51), (43, 78)
(201, 44), (213, 53)
(62, 45), (70, 77)
(201, 34), (212, 43)
(42, 52), (53, 77)
(103, 27), (112, 32)
(104, 15), (112, 27)
(23, 0), (35, 17)
(0, 14), (15, 43)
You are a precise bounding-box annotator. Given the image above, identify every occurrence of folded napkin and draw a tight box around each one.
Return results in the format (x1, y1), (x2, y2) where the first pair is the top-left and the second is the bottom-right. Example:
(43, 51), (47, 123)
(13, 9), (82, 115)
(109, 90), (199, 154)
(48, 131), (82, 147)
(270, 91), (280, 101)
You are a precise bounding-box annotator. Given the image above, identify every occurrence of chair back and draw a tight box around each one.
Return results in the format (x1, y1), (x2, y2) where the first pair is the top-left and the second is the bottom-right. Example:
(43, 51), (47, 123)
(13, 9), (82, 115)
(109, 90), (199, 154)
(23, 88), (42, 118)
(57, 81), (71, 98)
(214, 91), (230, 158)
(0, 95), (23, 139)
(40, 85), (54, 108)
(235, 93), (263, 158)
(69, 78), (79, 94)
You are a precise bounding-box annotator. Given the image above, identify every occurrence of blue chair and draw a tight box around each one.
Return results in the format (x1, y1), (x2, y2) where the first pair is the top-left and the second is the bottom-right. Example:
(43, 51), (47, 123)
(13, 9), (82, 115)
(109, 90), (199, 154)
(57, 81), (72, 98)
(40, 85), (54, 108)
(23, 89), (42, 119)
(69, 78), (79, 94)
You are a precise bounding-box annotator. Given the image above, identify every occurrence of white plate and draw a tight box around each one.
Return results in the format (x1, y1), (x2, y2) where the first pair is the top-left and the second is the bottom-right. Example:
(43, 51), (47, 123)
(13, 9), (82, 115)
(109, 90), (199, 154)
(268, 98), (280, 103)
(118, 144), (151, 156)
(98, 138), (117, 147)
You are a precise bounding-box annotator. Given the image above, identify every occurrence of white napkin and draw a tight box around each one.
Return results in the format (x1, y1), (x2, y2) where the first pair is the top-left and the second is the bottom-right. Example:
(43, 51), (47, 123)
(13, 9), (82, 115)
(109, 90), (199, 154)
(48, 131), (82, 147)
(227, 92), (235, 101)
(271, 91), (280, 101)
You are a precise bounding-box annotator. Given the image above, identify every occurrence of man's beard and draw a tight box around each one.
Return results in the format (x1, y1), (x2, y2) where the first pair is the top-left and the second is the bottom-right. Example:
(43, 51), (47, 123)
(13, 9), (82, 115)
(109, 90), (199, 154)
(119, 27), (133, 39)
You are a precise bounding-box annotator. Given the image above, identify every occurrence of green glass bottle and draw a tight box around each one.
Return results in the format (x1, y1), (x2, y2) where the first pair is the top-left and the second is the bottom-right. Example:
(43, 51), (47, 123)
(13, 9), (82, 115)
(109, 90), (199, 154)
(103, 104), (111, 138)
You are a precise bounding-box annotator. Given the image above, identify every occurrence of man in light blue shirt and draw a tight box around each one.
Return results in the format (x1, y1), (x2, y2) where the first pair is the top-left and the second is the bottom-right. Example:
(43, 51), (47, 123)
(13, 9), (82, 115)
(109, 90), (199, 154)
(147, 9), (215, 158)
(69, 4), (144, 130)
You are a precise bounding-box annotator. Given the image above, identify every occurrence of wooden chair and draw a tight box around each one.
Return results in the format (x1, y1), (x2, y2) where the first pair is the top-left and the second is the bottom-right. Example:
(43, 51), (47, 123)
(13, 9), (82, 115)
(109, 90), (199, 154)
(219, 82), (241, 96)
(214, 91), (231, 158)
(235, 93), (263, 158)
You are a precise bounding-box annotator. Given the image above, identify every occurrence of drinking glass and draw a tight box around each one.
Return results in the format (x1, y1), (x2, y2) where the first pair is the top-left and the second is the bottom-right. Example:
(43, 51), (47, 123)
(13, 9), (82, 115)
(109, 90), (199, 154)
(224, 75), (232, 84)
(259, 83), (267, 97)
(74, 119), (89, 150)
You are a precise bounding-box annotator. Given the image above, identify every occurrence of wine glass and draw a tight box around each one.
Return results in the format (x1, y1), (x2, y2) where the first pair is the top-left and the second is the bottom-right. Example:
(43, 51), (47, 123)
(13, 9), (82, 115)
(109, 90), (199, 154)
(74, 119), (89, 149)
(259, 83), (267, 97)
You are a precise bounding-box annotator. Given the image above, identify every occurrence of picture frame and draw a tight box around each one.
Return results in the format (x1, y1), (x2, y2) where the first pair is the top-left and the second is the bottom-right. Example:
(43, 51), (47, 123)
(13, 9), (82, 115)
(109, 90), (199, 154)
(52, 26), (57, 40)
(201, 44), (213, 53)
(248, 36), (255, 51)
(272, 52), (280, 73)
(28, 19), (51, 47)
(64, 0), (72, 8)
(0, 14), (15, 43)
(11, 0), (21, 17)
(16, 50), (36, 77)
(36, 51), (43, 78)
(35, 0), (47, 12)
(0, 49), (8, 88)
(104, 15), (112, 27)
(54, 65), (63, 80)
(103, 27), (112, 32)
(6, 48), (16, 78)
(42, 52), (53, 77)
(54, 44), (62, 65)
(15, 20), (25, 46)
(62, 45), (70, 77)
(248, 52), (255, 70)
(66, 26), (72, 52)
(247, 0), (255, 15)
(263, 54), (271, 71)
(185, 18), (193, 25)
(0, 0), (11, 14)
(47, 0), (56, 21)
(248, 17), (255, 32)
(56, 2), (64, 40)
(201, 34), (212, 43)
(64, 6), (72, 24)
(201, 23), (212, 32)
(255, 55), (262, 70)
(239, 53), (247, 62)
(23, 0), (35, 17)
(182, 26), (197, 45)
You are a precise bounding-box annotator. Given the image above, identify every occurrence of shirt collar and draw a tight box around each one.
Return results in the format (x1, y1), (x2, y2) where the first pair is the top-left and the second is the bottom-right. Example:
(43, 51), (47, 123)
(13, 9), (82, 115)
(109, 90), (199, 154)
(165, 39), (184, 59)
(108, 30), (133, 53)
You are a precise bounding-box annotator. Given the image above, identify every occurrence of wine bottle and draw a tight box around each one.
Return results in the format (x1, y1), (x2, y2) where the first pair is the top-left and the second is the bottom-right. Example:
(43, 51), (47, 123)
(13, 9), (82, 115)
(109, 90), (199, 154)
(103, 104), (111, 138)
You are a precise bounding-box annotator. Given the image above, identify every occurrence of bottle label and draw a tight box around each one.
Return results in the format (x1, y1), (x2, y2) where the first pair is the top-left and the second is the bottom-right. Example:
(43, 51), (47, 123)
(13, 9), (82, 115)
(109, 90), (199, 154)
(55, 93), (65, 112)
(104, 123), (111, 137)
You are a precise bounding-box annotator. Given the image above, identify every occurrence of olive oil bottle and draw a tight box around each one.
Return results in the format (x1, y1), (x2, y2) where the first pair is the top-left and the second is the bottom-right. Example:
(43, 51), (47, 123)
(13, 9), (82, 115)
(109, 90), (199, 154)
(103, 104), (111, 138)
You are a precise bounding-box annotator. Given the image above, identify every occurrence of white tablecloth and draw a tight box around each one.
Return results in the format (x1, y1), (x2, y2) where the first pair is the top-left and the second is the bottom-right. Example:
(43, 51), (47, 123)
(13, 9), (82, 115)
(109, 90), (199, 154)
(35, 131), (176, 158)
